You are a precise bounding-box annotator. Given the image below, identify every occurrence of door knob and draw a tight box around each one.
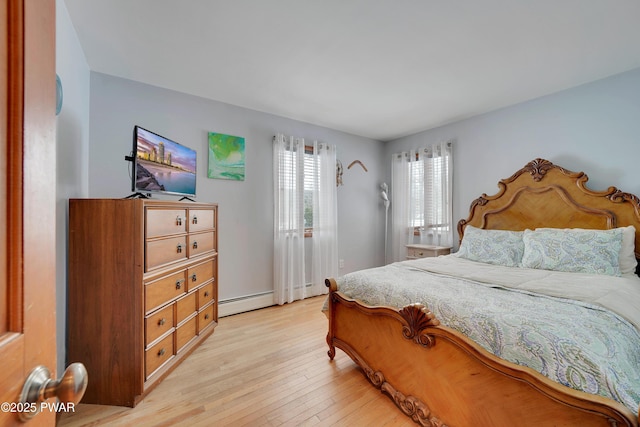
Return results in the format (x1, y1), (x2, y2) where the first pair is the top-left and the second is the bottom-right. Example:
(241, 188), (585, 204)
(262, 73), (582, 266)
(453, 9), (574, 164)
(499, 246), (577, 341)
(18, 362), (88, 421)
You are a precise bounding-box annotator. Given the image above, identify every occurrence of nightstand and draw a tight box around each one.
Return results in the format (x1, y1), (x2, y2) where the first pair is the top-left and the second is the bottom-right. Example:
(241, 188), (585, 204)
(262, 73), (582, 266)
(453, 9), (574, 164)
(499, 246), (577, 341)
(406, 244), (451, 259)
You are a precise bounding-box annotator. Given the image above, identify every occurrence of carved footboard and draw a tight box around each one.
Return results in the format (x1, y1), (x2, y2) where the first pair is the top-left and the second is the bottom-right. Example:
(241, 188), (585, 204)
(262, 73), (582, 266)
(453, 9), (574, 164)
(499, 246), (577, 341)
(325, 278), (639, 427)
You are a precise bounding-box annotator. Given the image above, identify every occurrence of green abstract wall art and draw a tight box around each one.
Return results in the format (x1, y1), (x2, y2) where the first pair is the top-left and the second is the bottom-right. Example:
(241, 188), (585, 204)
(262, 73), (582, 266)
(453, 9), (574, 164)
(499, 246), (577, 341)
(208, 132), (245, 181)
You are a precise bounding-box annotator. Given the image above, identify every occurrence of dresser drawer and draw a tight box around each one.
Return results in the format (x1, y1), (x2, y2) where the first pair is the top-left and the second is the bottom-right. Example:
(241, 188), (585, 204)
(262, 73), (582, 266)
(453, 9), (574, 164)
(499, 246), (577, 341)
(197, 282), (215, 310)
(188, 208), (215, 233)
(145, 270), (187, 313)
(145, 305), (174, 346)
(175, 292), (197, 324)
(198, 303), (215, 333)
(146, 235), (188, 271)
(186, 259), (214, 291)
(145, 332), (174, 380)
(188, 231), (215, 258)
(176, 316), (197, 353)
(146, 209), (187, 238)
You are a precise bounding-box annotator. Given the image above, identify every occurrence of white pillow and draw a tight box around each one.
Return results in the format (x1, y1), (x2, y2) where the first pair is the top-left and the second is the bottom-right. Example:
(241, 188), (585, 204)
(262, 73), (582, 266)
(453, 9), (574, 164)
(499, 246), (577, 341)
(456, 225), (524, 267)
(521, 228), (623, 276)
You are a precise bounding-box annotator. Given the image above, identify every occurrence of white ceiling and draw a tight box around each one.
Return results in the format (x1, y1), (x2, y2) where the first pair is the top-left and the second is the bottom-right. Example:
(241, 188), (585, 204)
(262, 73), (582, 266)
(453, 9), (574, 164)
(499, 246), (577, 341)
(63, 0), (640, 141)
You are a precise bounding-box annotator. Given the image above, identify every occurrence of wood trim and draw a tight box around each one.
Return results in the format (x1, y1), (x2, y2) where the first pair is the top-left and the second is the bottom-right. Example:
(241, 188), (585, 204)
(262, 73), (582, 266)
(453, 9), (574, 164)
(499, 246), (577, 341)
(6, 0), (24, 334)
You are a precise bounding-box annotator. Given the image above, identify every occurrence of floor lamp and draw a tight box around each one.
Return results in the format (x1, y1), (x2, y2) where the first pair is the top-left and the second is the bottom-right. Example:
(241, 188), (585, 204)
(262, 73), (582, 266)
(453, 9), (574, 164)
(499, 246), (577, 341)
(380, 183), (390, 264)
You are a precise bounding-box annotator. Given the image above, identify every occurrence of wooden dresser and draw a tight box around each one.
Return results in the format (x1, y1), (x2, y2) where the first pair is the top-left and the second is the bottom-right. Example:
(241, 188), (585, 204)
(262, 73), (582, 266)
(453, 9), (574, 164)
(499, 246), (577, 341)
(67, 199), (218, 407)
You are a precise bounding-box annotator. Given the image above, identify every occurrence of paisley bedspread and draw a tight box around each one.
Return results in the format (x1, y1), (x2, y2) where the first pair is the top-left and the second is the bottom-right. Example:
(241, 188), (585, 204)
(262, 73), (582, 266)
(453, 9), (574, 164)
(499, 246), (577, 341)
(329, 255), (640, 413)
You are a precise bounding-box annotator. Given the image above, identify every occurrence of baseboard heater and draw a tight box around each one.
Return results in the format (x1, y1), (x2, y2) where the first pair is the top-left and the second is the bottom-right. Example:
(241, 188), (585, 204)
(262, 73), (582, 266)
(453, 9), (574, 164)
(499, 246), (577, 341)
(218, 291), (275, 317)
(218, 283), (317, 317)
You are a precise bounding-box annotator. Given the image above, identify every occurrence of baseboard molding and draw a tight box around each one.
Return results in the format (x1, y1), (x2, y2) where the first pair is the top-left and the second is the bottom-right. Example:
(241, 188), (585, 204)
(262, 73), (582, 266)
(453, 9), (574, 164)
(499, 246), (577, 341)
(218, 292), (275, 317)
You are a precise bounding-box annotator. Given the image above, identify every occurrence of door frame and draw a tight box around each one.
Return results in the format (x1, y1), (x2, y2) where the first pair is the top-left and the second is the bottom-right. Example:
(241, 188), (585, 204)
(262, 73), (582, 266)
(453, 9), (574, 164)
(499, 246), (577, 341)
(0, 0), (57, 424)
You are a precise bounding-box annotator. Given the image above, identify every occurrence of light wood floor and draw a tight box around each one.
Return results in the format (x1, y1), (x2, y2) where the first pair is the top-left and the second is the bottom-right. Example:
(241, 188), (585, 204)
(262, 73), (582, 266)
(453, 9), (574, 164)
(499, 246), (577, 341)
(58, 296), (415, 427)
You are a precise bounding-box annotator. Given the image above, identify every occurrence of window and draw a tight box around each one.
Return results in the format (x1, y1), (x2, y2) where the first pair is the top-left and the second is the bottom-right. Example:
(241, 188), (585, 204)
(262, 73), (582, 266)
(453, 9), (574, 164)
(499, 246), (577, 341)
(280, 145), (316, 236)
(408, 152), (450, 234)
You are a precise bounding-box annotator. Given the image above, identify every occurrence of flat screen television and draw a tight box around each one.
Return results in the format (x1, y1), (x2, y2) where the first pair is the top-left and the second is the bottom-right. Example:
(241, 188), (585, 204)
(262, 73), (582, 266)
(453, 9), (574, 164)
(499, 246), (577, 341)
(132, 126), (197, 198)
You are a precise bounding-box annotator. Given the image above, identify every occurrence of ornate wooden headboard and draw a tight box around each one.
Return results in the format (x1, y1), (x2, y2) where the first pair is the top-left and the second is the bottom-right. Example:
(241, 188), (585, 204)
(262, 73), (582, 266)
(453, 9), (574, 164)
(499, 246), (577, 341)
(458, 158), (640, 258)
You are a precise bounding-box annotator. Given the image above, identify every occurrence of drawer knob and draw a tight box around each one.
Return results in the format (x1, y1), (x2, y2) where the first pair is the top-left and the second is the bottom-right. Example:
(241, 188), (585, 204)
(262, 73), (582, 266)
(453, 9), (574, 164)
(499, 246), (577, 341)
(204, 291), (209, 297)
(176, 244), (183, 253)
(158, 348), (166, 357)
(176, 216), (182, 226)
(158, 318), (166, 326)
(191, 274), (197, 282)
(192, 241), (198, 249)
(204, 313), (210, 320)
(176, 279), (184, 290)
(192, 216), (198, 224)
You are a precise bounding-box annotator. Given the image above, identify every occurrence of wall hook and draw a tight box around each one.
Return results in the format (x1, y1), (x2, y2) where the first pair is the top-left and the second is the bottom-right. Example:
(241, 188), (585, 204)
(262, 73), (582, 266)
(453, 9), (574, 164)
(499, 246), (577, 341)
(347, 160), (368, 172)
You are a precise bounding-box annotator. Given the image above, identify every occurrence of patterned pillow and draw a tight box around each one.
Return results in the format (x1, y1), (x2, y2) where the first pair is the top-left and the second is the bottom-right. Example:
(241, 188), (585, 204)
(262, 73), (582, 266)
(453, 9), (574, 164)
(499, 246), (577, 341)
(456, 225), (524, 267)
(521, 228), (623, 276)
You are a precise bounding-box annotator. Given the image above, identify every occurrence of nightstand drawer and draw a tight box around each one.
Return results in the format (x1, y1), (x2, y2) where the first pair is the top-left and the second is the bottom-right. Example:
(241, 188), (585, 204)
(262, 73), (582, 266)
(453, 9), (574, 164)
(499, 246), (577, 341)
(406, 245), (451, 259)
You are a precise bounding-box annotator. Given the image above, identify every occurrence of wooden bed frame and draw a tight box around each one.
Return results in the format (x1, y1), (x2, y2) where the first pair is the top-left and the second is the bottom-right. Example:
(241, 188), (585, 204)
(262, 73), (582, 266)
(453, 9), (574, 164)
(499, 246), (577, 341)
(325, 158), (640, 426)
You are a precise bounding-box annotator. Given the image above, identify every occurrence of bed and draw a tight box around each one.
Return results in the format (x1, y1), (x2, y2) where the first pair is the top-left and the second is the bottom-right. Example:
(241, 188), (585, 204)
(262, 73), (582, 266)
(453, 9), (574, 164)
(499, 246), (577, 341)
(324, 158), (640, 426)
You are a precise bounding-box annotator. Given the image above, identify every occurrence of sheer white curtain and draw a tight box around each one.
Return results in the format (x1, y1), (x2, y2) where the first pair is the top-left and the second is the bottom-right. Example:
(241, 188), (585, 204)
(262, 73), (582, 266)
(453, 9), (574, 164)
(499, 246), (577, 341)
(390, 141), (453, 262)
(311, 141), (338, 296)
(420, 141), (453, 247)
(273, 135), (338, 304)
(391, 150), (413, 263)
(273, 134), (306, 304)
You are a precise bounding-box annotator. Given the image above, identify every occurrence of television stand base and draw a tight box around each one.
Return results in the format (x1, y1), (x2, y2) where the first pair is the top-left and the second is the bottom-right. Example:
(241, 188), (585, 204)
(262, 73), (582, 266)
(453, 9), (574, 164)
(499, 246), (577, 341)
(124, 192), (151, 199)
(179, 196), (196, 202)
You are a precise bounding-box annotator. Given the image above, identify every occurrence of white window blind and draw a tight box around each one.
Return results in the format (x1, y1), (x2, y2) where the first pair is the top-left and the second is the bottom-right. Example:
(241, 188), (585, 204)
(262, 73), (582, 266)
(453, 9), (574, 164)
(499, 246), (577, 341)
(424, 152), (449, 230)
(409, 159), (424, 228)
(280, 146), (317, 230)
(407, 149), (450, 230)
(278, 147), (300, 231)
(303, 148), (316, 229)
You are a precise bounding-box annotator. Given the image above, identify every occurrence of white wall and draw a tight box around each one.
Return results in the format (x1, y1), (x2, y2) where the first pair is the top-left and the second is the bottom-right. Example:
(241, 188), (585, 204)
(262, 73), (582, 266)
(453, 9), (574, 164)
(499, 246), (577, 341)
(56, 0), (91, 374)
(87, 73), (386, 308)
(385, 67), (640, 249)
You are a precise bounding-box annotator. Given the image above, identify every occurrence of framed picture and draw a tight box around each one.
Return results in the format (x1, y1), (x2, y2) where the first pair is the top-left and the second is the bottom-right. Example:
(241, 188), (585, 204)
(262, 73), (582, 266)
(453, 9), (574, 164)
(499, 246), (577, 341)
(207, 132), (245, 181)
